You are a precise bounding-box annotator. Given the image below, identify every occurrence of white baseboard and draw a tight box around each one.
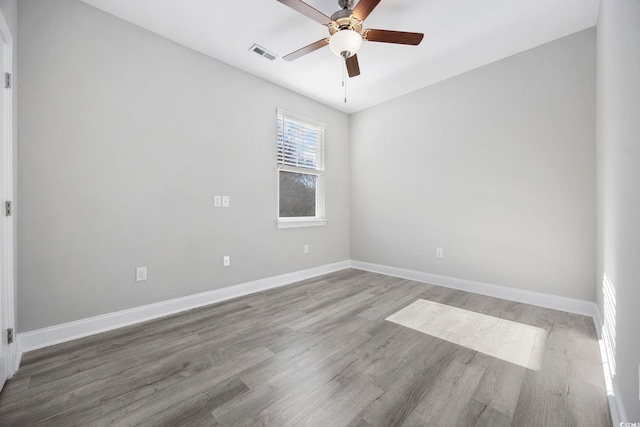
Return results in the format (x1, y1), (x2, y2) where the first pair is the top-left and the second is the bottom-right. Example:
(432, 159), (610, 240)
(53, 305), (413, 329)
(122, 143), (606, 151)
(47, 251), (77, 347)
(17, 261), (350, 354)
(350, 260), (598, 317)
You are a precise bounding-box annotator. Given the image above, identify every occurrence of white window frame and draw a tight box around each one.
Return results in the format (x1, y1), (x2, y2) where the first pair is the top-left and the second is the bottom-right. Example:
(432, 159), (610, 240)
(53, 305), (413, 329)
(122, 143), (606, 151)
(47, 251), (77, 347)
(276, 108), (327, 229)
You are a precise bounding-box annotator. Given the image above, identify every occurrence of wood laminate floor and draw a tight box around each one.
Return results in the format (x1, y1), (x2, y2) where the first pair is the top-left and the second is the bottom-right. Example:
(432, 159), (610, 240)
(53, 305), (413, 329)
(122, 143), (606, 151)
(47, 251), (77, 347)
(0, 269), (611, 426)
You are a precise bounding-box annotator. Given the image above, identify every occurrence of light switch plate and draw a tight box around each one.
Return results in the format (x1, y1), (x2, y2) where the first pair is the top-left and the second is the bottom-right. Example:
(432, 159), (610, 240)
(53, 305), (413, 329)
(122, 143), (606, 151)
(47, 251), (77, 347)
(214, 195), (222, 207)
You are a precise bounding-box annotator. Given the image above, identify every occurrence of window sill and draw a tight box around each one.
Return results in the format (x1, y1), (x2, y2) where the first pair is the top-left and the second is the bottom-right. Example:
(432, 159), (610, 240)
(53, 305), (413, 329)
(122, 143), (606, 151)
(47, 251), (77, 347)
(277, 218), (328, 229)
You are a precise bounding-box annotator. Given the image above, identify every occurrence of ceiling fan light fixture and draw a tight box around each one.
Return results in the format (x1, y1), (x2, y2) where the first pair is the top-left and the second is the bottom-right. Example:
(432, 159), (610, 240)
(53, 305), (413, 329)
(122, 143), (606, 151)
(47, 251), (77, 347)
(329, 29), (362, 58)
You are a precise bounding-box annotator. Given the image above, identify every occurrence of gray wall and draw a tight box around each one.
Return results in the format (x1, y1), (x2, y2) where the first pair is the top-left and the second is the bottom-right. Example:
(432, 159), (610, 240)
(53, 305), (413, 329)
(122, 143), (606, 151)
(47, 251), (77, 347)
(597, 0), (640, 420)
(17, 0), (350, 332)
(350, 29), (596, 301)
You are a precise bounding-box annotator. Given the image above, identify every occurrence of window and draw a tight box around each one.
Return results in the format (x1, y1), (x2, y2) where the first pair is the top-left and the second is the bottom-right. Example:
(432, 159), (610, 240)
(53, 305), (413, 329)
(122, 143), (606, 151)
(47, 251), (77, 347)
(277, 108), (326, 228)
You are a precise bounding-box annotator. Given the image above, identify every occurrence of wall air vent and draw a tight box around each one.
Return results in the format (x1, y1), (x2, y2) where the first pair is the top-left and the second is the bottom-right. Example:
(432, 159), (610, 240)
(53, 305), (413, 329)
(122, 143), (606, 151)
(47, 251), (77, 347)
(249, 44), (277, 61)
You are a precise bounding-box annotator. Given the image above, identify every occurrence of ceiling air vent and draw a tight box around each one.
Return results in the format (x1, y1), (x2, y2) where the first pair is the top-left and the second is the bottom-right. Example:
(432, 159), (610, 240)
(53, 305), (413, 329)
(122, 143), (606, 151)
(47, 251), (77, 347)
(249, 44), (277, 61)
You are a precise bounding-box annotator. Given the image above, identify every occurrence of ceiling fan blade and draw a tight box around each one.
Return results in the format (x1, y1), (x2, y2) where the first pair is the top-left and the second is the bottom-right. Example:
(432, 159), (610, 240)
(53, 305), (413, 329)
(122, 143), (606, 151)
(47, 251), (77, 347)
(283, 38), (329, 61)
(346, 54), (361, 77)
(352, 0), (382, 21)
(363, 29), (424, 45)
(276, 0), (333, 26)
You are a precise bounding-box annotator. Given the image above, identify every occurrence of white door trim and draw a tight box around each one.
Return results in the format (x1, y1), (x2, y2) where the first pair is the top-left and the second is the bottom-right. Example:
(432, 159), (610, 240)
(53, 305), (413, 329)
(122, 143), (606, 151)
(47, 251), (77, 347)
(0, 8), (15, 380)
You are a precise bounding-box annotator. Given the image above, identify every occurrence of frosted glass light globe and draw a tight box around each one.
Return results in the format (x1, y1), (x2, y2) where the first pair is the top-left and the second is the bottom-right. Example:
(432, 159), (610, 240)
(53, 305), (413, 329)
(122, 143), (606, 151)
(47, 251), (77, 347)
(329, 30), (363, 58)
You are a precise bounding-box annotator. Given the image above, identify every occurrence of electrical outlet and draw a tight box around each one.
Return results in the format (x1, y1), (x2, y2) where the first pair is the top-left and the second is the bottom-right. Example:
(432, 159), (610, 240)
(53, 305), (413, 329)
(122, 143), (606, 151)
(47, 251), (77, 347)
(214, 195), (222, 207)
(223, 255), (230, 267)
(304, 244), (309, 254)
(436, 248), (443, 258)
(222, 196), (230, 208)
(136, 266), (147, 282)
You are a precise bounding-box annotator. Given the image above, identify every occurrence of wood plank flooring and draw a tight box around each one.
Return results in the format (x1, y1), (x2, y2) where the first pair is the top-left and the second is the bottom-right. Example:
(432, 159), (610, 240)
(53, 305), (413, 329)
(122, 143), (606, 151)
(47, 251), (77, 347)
(0, 269), (611, 426)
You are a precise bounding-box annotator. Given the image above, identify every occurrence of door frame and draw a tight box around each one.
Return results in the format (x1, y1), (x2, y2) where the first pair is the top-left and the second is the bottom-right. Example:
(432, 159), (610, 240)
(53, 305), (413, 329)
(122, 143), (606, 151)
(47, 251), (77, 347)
(0, 7), (15, 382)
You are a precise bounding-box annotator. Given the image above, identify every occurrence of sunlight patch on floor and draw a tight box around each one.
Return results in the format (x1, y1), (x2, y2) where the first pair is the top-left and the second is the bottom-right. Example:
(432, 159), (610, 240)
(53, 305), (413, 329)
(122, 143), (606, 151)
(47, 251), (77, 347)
(386, 299), (547, 370)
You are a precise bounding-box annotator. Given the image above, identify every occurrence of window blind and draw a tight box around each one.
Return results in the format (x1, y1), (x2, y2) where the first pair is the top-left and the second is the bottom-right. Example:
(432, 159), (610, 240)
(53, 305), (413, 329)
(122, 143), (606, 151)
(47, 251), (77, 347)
(277, 109), (325, 171)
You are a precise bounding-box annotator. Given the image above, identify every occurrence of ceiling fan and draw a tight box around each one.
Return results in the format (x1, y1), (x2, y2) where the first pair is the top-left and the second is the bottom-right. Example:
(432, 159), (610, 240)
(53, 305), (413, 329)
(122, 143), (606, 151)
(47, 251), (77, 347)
(277, 0), (424, 78)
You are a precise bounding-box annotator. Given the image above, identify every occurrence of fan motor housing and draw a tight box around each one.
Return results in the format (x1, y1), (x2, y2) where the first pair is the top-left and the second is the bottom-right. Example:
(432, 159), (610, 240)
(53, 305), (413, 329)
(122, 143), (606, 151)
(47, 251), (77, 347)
(329, 9), (363, 34)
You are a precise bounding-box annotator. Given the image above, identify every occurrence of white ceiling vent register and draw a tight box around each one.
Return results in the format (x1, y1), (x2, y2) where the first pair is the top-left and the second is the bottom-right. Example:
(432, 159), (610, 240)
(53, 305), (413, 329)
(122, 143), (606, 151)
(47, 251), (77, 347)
(249, 44), (277, 61)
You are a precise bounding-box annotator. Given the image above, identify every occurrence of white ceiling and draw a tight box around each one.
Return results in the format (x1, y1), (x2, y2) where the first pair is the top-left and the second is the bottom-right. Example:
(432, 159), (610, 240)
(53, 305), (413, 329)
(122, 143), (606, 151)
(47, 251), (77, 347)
(78, 0), (599, 114)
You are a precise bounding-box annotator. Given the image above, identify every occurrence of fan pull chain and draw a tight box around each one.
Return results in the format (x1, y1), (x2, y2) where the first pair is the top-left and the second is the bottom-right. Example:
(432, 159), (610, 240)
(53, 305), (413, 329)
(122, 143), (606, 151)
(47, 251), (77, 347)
(344, 63), (347, 103)
(341, 53), (348, 103)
